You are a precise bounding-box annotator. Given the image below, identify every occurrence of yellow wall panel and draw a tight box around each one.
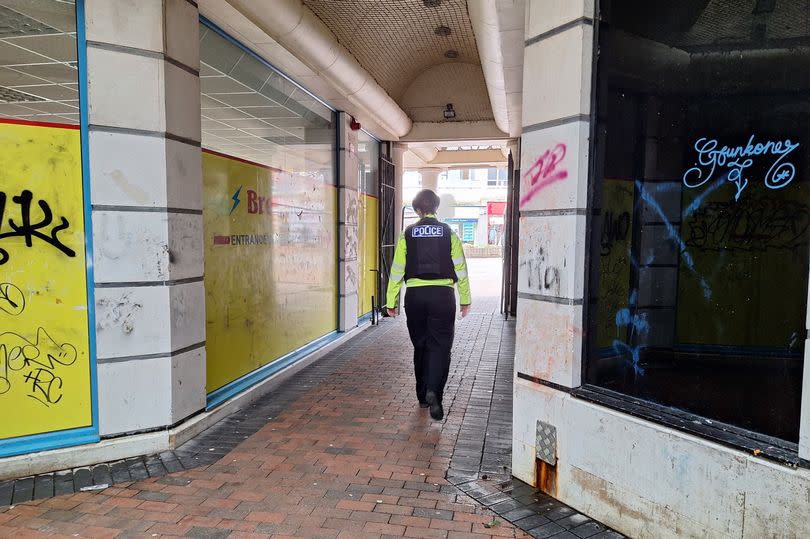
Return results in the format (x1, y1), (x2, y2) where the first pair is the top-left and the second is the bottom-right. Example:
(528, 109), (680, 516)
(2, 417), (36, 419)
(677, 179), (810, 347)
(0, 121), (91, 440)
(596, 179), (634, 349)
(203, 151), (338, 393)
(357, 194), (379, 316)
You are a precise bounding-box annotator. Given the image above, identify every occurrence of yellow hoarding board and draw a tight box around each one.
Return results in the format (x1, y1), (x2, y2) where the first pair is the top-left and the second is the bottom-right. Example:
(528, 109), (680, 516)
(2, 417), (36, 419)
(0, 121), (91, 440)
(596, 179), (634, 349)
(678, 178), (810, 347)
(203, 151), (338, 393)
(357, 194), (379, 316)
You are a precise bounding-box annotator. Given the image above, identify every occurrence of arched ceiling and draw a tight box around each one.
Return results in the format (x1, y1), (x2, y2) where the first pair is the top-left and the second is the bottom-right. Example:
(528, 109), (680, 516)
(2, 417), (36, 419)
(400, 62), (491, 122)
(302, 0), (494, 123)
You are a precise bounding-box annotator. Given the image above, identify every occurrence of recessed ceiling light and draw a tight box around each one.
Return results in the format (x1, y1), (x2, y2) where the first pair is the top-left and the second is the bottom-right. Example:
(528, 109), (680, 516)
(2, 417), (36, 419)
(423, 0), (442, 7)
(444, 49), (459, 59)
(435, 25), (451, 36)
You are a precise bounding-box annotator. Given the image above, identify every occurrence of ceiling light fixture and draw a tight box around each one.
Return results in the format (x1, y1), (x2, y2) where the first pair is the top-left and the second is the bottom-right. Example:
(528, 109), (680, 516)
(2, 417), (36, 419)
(435, 25), (451, 36)
(443, 103), (456, 120)
(444, 49), (459, 59)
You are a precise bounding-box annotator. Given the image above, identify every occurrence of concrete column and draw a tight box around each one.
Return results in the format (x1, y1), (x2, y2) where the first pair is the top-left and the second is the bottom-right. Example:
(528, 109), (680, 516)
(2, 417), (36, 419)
(419, 167), (442, 192)
(392, 143), (407, 235)
(86, 0), (205, 436)
(512, 0), (595, 484)
(338, 113), (360, 331)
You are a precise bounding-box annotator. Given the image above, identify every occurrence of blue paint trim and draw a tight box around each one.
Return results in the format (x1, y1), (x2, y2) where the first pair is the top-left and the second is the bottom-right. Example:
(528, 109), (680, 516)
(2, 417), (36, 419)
(206, 331), (341, 410)
(0, 0), (100, 458)
(0, 427), (98, 459)
(198, 16), (336, 113)
(358, 312), (373, 324)
(76, 0), (100, 447)
(335, 114), (341, 330)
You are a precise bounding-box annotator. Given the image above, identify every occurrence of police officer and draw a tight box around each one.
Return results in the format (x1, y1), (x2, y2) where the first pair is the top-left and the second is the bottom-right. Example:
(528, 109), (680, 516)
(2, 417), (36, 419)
(386, 189), (471, 420)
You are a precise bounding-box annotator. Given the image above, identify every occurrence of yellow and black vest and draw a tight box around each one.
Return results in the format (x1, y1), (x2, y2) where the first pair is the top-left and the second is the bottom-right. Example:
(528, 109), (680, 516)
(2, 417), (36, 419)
(404, 217), (457, 282)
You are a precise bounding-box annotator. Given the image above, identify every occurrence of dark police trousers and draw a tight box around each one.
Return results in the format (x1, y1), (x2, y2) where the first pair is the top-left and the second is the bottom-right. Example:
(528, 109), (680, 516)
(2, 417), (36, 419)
(404, 286), (456, 404)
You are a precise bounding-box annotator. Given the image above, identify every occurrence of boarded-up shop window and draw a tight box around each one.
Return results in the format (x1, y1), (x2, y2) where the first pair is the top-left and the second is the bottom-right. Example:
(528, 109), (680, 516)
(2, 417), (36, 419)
(586, 0), (810, 442)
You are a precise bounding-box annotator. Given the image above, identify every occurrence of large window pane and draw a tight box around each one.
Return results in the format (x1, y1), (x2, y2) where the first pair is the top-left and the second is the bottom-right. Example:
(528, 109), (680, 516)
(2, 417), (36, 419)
(200, 23), (338, 394)
(0, 0), (93, 446)
(0, 0), (78, 124)
(587, 0), (809, 442)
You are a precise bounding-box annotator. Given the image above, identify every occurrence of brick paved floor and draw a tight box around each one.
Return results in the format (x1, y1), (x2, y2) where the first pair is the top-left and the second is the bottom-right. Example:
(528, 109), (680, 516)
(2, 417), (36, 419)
(0, 261), (623, 539)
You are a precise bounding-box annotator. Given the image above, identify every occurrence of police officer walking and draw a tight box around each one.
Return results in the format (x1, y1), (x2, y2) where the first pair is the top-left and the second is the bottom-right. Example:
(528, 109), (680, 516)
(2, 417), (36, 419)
(386, 189), (471, 420)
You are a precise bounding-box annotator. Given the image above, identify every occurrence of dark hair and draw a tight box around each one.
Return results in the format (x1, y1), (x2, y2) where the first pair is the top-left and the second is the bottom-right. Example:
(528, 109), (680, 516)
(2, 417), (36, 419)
(412, 189), (440, 214)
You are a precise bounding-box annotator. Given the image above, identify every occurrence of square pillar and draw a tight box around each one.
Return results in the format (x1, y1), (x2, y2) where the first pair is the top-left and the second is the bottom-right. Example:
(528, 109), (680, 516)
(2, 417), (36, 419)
(338, 113), (360, 331)
(85, 0), (205, 436)
(513, 0), (595, 484)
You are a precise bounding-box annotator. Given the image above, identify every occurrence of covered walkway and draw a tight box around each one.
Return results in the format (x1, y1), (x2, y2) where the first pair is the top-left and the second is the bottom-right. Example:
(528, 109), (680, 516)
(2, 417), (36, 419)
(0, 260), (621, 539)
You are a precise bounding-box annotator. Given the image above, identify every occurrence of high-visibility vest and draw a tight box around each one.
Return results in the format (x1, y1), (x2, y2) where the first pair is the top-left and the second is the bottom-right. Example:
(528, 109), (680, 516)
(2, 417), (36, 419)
(404, 217), (457, 282)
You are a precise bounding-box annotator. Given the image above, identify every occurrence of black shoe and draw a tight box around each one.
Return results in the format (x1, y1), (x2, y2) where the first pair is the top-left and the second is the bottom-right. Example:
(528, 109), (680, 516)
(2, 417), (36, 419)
(425, 390), (443, 420)
(419, 402), (429, 408)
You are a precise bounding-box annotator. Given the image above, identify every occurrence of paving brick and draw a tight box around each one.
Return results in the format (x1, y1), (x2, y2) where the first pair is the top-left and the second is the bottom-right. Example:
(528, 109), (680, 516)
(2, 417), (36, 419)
(446, 532), (494, 539)
(336, 499), (376, 512)
(375, 503), (414, 516)
(245, 511), (285, 523)
(414, 507), (455, 521)
(364, 521), (407, 535)
(389, 514), (432, 528)
(0, 288), (620, 539)
(404, 525), (449, 538)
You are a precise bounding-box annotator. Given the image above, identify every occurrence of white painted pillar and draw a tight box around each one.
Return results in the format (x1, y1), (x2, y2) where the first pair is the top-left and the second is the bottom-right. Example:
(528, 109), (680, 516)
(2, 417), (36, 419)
(393, 143), (407, 235)
(512, 0), (595, 484)
(86, 0), (205, 436)
(338, 113), (360, 331)
(419, 167), (442, 192)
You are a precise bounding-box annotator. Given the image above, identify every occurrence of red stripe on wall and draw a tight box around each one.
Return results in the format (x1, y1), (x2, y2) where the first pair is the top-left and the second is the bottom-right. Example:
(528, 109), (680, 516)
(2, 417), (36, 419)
(202, 148), (283, 173)
(0, 118), (80, 130)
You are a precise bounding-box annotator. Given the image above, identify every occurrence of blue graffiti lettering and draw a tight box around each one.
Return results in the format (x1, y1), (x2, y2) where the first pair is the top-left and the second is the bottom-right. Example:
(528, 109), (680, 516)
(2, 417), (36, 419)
(637, 182), (712, 300)
(683, 172), (728, 218)
(612, 289), (647, 376)
(683, 135), (800, 200)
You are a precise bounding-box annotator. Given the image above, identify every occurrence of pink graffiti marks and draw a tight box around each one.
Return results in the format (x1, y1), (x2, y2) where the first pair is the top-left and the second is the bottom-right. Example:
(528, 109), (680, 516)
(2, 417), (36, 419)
(520, 144), (568, 208)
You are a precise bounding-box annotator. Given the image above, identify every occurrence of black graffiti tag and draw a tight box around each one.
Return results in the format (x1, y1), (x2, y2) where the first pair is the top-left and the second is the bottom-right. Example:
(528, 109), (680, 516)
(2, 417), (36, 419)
(24, 368), (63, 406)
(0, 327), (77, 407)
(0, 190), (76, 265)
(601, 211), (631, 256)
(0, 282), (25, 316)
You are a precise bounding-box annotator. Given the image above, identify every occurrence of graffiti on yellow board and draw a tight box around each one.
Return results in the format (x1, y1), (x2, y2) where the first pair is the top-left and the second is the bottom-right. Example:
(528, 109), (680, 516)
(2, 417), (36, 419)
(0, 121), (92, 441)
(203, 151), (338, 393)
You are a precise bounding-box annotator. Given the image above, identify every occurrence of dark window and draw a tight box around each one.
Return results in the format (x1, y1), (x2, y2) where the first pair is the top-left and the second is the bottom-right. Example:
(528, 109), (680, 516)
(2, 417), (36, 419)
(586, 0), (810, 442)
